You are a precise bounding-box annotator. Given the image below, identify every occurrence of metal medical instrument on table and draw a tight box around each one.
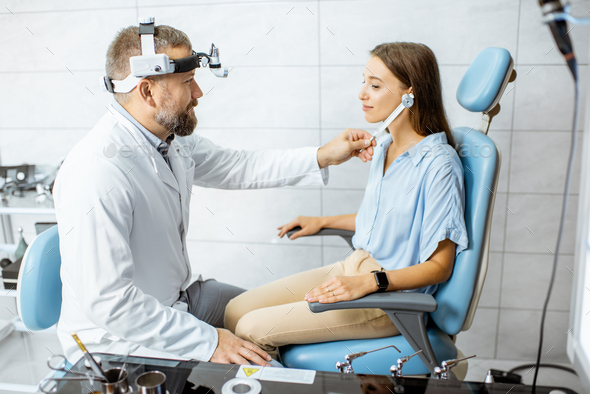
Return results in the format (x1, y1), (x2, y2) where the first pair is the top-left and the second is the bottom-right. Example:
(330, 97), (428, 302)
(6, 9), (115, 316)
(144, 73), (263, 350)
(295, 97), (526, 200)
(390, 349), (423, 378)
(433, 354), (476, 380)
(336, 345), (401, 373)
(71, 332), (108, 381)
(39, 355), (106, 394)
(48, 352), (579, 394)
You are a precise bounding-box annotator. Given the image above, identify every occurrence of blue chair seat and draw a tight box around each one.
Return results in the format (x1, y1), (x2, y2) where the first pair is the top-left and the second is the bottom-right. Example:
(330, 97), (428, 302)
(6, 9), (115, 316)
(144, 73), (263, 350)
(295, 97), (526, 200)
(281, 326), (456, 375)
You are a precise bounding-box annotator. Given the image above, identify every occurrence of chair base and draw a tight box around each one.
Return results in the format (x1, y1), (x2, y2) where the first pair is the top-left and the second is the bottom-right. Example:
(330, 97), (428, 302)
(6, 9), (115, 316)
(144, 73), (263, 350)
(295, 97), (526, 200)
(279, 326), (457, 376)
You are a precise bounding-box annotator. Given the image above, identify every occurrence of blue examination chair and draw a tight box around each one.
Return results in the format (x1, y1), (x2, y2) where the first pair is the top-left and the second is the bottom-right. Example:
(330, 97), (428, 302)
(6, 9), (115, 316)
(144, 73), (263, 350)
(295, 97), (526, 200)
(280, 47), (516, 378)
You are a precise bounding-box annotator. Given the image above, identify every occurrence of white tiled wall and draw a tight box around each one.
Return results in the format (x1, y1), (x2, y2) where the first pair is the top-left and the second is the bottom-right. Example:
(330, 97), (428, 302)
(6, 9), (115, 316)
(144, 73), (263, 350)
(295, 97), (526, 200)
(0, 0), (586, 375)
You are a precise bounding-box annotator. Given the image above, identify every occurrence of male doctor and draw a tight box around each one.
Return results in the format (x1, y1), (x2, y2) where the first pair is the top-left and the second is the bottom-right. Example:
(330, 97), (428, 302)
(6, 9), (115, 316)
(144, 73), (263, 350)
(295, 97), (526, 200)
(53, 23), (376, 366)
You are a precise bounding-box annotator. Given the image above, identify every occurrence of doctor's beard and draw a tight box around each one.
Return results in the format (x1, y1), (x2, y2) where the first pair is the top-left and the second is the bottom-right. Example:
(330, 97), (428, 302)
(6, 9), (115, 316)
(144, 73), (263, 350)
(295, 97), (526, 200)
(154, 88), (199, 137)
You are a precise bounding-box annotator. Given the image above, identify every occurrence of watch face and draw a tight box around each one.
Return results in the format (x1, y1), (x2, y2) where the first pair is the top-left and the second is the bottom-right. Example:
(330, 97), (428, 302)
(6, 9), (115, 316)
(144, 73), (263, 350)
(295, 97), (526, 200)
(374, 271), (389, 290)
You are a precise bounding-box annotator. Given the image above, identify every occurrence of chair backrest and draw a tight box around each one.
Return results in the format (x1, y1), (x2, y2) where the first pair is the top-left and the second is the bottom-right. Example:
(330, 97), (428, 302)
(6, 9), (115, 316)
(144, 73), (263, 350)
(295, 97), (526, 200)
(430, 129), (500, 335)
(430, 47), (512, 335)
(16, 224), (62, 330)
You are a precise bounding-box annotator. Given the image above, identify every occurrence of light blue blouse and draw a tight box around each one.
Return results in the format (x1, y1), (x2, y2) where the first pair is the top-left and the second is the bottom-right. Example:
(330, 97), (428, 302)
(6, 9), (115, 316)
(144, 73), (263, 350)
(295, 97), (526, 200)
(352, 131), (469, 295)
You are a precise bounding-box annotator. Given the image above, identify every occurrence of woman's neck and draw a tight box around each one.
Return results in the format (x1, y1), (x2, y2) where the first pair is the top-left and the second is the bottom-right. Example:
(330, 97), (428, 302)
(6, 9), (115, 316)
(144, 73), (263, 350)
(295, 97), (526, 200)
(387, 122), (425, 153)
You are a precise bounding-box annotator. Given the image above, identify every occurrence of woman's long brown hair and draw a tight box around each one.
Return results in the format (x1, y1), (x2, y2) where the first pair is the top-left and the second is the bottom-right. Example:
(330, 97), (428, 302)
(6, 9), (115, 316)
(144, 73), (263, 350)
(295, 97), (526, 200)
(370, 42), (455, 147)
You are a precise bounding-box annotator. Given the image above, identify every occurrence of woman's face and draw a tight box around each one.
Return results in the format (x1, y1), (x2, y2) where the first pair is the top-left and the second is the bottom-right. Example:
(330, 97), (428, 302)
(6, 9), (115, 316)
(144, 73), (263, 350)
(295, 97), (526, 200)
(359, 56), (411, 123)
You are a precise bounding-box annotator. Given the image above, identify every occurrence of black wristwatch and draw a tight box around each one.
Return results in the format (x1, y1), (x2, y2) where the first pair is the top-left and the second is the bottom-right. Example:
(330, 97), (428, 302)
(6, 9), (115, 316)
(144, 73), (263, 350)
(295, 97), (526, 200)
(371, 270), (389, 293)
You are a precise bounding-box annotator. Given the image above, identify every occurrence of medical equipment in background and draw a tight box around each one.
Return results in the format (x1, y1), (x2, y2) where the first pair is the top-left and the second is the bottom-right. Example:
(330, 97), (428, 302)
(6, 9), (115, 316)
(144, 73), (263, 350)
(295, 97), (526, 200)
(1, 228), (28, 291)
(0, 163), (59, 202)
(103, 16), (229, 94)
(281, 46), (515, 380)
(0, 161), (59, 288)
(510, 1), (590, 392)
(537, 1), (590, 392)
(0, 160), (60, 255)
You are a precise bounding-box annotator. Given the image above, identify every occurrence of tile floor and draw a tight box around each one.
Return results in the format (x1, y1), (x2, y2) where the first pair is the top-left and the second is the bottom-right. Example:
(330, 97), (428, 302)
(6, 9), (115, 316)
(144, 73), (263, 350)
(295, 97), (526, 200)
(0, 329), (62, 393)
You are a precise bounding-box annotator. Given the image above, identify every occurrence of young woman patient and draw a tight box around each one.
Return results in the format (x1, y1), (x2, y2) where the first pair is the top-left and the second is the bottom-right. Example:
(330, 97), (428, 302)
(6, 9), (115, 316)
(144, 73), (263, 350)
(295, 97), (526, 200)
(224, 42), (468, 353)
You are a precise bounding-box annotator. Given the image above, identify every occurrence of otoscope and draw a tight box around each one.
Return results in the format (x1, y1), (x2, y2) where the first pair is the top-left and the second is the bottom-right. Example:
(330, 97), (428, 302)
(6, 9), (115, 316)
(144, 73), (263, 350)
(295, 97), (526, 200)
(360, 93), (414, 152)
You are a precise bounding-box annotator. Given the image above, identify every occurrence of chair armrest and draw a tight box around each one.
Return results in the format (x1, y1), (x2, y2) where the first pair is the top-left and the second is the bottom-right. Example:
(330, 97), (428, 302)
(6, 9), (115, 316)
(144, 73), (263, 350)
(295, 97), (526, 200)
(286, 226), (355, 248)
(310, 292), (440, 375)
(309, 292), (437, 313)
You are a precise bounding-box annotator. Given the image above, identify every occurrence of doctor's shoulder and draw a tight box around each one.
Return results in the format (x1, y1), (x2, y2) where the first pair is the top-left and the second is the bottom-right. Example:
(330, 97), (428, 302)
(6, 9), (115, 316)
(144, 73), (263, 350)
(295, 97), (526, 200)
(53, 147), (136, 219)
(60, 124), (136, 183)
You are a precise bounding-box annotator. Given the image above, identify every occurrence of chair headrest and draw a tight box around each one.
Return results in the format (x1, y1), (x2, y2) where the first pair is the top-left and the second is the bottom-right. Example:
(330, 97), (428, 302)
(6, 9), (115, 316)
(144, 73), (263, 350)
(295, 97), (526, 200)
(456, 47), (514, 113)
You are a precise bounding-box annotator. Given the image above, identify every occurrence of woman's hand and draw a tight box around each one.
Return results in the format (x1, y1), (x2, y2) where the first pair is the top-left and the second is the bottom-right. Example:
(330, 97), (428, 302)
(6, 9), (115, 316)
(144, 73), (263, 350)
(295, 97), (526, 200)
(304, 274), (378, 304)
(277, 216), (324, 240)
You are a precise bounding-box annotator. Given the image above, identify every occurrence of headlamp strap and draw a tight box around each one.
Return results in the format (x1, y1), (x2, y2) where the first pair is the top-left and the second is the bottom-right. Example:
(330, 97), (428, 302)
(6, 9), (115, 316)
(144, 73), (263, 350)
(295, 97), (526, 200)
(138, 17), (156, 56)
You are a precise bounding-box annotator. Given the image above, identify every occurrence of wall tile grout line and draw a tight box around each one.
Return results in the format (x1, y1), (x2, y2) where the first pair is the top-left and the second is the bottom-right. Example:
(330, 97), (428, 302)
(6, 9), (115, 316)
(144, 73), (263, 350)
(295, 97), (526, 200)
(476, 306), (571, 313)
(1, 64), (586, 74)
(0, 6), (136, 15)
(185, 237), (576, 256)
(0, 127), (584, 133)
(0, 128), (584, 136)
(494, 0), (521, 360)
(317, 0), (325, 268)
(187, 239), (329, 247)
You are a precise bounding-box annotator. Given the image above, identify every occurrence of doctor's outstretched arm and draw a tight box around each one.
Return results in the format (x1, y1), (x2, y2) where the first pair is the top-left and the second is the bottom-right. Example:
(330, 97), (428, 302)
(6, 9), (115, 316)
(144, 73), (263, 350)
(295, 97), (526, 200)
(317, 128), (377, 166)
(187, 129), (376, 190)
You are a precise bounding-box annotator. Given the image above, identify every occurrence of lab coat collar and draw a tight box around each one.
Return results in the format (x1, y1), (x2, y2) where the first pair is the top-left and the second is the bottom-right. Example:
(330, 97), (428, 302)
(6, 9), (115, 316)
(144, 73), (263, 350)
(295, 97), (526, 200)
(107, 104), (181, 194)
(168, 143), (189, 207)
(110, 100), (165, 152)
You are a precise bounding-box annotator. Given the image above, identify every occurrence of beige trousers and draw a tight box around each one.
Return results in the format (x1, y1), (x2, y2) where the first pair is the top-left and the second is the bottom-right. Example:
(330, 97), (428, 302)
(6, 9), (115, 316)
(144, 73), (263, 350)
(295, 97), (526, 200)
(224, 249), (400, 351)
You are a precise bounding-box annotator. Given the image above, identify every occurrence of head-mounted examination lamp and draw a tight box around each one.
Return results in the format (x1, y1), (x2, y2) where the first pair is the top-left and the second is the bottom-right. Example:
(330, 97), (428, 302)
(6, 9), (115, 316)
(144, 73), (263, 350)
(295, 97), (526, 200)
(103, 16), (229, 94)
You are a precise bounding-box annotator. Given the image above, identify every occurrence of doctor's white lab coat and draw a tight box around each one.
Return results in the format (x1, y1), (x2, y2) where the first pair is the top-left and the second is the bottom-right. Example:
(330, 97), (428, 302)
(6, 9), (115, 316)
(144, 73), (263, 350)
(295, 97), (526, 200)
(53, 106), (328, 363)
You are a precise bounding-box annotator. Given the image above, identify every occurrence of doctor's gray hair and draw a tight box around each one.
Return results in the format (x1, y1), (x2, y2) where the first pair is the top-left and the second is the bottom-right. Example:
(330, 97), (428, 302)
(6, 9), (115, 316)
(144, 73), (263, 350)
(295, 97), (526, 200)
(105, 25), (192, 105)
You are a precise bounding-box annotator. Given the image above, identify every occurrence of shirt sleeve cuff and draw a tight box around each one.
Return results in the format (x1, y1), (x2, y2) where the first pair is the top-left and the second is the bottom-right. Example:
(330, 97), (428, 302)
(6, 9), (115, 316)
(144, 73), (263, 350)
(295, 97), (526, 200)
(186, 323), (219, 361)
(315, 147), (329, 186)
